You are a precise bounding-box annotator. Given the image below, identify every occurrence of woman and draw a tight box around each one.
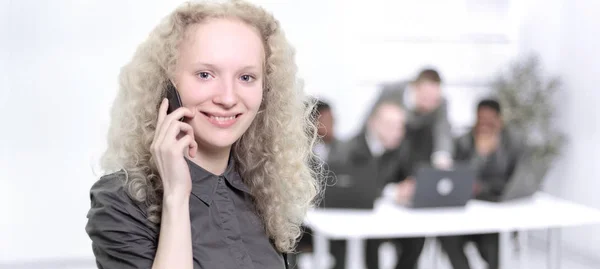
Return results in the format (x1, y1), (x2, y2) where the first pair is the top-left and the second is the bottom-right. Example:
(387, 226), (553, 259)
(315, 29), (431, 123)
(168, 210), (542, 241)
(85, 1), (320, 268)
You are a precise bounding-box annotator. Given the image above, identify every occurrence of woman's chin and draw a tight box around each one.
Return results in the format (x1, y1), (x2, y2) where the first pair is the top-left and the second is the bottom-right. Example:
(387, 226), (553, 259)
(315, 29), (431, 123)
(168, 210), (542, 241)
(195, 135), (239, 153)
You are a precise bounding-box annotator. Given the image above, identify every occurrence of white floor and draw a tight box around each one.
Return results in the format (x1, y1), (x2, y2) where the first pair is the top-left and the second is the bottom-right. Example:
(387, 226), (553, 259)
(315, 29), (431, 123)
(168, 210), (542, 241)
(294, 239), (599, 269)
(2, 238), (598, 269)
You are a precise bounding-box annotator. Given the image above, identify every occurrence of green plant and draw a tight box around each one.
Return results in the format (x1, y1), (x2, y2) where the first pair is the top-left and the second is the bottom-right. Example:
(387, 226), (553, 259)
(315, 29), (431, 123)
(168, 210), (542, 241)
(491, 54), (566, 163)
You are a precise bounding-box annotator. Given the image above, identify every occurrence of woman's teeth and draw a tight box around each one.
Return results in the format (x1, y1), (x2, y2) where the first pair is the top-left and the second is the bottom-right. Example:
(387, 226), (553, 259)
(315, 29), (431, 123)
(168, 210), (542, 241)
(211, 115), (236, 121)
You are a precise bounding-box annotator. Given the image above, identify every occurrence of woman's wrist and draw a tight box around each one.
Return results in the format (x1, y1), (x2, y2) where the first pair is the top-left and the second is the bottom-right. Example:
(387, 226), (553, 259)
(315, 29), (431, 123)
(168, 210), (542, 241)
(162, 192), (190, 210)
(154, 191), (193, 269)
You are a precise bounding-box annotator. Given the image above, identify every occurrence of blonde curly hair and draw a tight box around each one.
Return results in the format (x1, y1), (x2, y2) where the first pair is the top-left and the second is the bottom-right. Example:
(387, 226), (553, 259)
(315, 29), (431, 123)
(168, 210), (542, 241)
(100, 0), (321, 252)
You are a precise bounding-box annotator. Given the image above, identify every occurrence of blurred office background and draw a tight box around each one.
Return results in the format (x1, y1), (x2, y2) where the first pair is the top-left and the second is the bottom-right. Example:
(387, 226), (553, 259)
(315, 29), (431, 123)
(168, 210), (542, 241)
(1, 0), (599, 268)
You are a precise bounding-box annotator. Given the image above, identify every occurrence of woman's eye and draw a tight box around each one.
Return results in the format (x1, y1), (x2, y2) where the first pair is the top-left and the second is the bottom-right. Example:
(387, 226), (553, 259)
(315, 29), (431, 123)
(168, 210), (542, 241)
(240, 75), (255, 82)
(198, 72), (212, 80)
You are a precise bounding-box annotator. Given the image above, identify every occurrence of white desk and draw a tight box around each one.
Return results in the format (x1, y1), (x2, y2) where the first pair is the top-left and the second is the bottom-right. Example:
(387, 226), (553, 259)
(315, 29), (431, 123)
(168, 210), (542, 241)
(305, 192), (600, 269)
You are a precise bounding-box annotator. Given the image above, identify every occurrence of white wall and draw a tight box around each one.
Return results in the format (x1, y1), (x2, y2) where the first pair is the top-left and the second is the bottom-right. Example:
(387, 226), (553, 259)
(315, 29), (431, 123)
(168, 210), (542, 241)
(518, 0), (600, 261)
(0, 0), (186, 262)
(0, 0), (521, 265)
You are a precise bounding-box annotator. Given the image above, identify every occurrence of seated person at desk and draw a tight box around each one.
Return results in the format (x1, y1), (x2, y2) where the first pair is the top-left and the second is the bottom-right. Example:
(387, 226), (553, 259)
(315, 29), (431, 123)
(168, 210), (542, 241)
(288, 98), (340, 266)
(332, 100), (424, 269)
(313, 99), (343, 163)
(439, 99), (522, 269)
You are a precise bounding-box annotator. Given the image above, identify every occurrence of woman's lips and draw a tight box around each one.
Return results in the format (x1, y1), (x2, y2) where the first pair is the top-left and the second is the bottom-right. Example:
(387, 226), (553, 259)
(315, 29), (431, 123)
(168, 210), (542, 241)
(201, 112), (241, 128)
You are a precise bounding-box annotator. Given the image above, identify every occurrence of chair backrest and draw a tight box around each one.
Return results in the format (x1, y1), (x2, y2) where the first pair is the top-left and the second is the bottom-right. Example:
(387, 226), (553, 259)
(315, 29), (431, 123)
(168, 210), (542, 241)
(502, 146), (551, 201)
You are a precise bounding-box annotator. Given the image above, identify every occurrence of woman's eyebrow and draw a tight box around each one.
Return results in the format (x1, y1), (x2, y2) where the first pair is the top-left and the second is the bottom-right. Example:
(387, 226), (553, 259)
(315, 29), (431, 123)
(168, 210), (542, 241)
(192, 62), (261, 72)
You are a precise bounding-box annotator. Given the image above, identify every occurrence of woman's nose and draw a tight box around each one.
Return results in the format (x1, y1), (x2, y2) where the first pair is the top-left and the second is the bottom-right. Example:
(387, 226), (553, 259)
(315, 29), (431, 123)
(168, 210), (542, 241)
(213, 80), (238, 108)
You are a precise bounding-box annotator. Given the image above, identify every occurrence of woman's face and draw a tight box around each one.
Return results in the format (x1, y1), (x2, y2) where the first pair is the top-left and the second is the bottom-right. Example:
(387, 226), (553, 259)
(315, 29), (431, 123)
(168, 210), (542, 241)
(173, 18), (265, 152)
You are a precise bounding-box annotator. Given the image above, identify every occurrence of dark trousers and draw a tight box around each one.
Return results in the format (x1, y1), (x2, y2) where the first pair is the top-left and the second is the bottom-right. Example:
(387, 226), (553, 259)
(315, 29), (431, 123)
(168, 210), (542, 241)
(287, 230), (350, 269)
(331, 237), (425, 269)
(439, 233), (499, 269)
(330, 239), (347, 269)
(288, 226), (313, 268)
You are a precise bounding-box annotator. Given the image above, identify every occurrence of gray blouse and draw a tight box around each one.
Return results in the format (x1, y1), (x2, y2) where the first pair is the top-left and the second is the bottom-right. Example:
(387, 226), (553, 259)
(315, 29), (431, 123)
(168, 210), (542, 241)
(85, 158), (287, 269)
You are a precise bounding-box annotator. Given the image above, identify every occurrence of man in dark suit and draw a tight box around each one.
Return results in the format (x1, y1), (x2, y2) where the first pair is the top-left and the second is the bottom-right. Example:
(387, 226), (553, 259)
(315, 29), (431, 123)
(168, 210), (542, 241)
(438, 99), (523, 269)
(373, 68), (454, 170)
(334, 100), (424, 269)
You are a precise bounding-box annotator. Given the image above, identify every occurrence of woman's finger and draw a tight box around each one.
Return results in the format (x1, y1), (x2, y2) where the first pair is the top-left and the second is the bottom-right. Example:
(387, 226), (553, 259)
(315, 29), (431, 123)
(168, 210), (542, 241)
(189, 140), (198, 158)
(165, 121), (194, 146)
(155, 107), (194, 147)
(167, 107), (195, 122)
(152, 99), (169, 151)
(175, 134), (195, 156)
(156, 98), (169, 130)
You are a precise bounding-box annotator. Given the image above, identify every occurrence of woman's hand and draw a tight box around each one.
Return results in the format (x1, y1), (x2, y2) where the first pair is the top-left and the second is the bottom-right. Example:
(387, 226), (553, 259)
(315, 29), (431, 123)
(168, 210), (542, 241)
(151, 98), (197, 201)
(151, 101), (195, 269)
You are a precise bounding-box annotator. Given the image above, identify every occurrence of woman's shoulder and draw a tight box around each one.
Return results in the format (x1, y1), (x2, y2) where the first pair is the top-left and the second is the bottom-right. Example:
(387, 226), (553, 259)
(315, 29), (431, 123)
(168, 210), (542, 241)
(88, 171), (152, 224)
(86, 170), (158, 236)
(86, 171), (159, 259)
(90, 171), (131, 204)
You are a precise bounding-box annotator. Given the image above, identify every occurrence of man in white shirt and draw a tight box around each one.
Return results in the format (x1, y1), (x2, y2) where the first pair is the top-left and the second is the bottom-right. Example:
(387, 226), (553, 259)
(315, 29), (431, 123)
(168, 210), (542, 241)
(338, 100), (424, 269)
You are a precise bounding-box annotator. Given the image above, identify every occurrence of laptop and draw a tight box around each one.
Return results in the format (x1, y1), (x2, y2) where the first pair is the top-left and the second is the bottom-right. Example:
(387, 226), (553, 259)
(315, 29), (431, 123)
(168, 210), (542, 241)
(497, 149), (550, 202)
(320, 161), (381, 210)
(410, 163), (476, 208)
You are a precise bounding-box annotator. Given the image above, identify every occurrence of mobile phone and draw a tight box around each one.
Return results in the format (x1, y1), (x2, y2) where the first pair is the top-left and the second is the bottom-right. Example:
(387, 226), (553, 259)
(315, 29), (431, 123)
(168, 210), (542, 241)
(165, 81), (184, 121)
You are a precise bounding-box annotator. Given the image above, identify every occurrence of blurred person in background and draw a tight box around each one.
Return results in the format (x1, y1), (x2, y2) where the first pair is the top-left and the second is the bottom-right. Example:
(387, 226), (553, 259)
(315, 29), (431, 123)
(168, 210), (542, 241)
(313, 99), (342, 163)
(438, 99), (523, 269)
(375, 68), (454, 170)
(288, 98), (341, 267)
(332, 100), (424, 269)
(84, 1), (320, 269)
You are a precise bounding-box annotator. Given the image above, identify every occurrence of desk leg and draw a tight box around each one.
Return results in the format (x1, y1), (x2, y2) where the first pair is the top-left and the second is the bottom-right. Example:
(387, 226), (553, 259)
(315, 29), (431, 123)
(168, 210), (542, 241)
(347, 238), (364, 269)
(428, 237), (440, 269)
(547, 228), (562, 269)
(499, 232), (511, 269)
(518, 230), (529, 269)
(313, 231), (330, 269)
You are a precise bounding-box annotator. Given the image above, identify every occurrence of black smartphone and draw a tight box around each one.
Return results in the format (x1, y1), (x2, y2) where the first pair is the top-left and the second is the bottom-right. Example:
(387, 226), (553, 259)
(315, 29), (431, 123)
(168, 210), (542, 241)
(165, 81), (184, 121)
